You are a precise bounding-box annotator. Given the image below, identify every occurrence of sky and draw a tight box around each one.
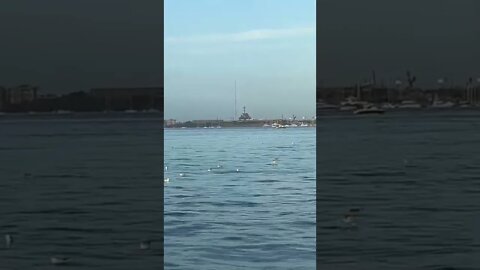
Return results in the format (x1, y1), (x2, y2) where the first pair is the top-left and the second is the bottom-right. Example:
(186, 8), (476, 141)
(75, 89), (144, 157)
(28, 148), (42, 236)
(165, 0), (316, 121)
(0, 0), (162, 94)
(318, 0), (480, 89)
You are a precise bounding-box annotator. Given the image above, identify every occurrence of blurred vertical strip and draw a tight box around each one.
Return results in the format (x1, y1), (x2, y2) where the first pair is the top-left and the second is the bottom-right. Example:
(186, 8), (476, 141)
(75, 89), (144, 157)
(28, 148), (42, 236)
(160, 0), (165, 268)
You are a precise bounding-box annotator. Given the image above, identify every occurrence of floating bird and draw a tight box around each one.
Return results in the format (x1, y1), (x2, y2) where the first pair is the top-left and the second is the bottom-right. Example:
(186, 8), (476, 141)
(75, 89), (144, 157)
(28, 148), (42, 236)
(5, 234), (12, 248)
(343, 214), (357, 226)
(343, 208), (361, 226)
(217, 164), (223, 168)
(50, 257), (70, 265)
(140, 240), (151, 250)
(164, 178), (170, 184)
(207, 168), (212, 172)
(236, 168), (239, 172)
(343, 214), (355, 224)
(271, 159), (278, 166)
(179, 173), (185, 177)
(165, 166), (168, 171)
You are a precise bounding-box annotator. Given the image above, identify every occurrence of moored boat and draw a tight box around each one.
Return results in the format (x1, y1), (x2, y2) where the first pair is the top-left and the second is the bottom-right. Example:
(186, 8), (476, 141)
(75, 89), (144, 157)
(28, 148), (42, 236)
(354, 105), (385, 115)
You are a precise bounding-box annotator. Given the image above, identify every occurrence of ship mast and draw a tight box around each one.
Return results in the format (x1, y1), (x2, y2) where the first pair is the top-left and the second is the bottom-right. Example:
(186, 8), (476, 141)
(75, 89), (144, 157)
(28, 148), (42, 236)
(234, 80), (237, 121)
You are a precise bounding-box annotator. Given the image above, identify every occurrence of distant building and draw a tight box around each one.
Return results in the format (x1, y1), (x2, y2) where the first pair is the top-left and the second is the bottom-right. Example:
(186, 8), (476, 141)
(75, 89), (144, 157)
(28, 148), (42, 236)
(0, 87), (6, 110)
(165, 119), (177, 127)
(7, 84), (38, 104)
(90, 87), (162, 98)
(90, 87), (162, 110)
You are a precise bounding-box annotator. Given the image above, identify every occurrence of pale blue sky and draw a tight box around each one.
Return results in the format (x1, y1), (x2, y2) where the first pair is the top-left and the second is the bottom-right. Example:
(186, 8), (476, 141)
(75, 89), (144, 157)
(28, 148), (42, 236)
(165, 0), (315, 121)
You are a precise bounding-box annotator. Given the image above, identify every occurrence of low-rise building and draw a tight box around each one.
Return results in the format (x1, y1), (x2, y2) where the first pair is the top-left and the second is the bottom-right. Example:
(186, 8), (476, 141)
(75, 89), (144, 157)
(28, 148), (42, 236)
(165, 119), (177, 127)
(0, 87), (6, 111)
(7, 84), (38, 104)
(90, 87), (162, 110)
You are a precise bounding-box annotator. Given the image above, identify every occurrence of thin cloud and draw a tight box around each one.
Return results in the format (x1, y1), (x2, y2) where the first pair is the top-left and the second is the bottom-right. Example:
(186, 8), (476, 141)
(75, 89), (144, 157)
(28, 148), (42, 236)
(166, 26), (315, 44)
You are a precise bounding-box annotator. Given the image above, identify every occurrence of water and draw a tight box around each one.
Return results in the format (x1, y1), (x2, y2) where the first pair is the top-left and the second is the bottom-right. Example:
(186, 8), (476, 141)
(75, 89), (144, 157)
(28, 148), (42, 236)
(318, 110), (480, 269)
(0, 114), (163, 269)
(164, 127), (316, 270)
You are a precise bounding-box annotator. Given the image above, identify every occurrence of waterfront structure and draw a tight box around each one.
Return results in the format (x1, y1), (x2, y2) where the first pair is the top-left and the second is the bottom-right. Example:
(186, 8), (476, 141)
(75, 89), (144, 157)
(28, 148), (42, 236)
(0, 87), (6, 111)
(7, 84), (38, 105)
(90, 87), (162, 110)
(165, 119), (177, 127)
(466, 79), (480, 105)
(318, 83), (478, 108)
(167, 118), (315, 128)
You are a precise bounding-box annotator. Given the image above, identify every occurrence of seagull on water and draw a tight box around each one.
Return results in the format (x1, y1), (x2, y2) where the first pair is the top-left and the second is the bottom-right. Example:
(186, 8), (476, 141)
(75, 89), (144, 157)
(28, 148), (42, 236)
(5, 234), (12, 248)
(343, 208), (360, 225)
(271, 158), (278, 166)
(343, 214), (355, 224)
(165, 166), (168, 171)
(179, 173), (185, 177)
(140, 240), (151, 250)
(164, 178), (170, 184)
(236, 168), (239, 172)
(50, 257), (70, 265)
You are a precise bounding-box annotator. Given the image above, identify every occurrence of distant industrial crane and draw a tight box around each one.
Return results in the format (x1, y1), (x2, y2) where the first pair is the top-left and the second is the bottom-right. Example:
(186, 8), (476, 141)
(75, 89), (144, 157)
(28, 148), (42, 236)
(406, 70), (416, 88)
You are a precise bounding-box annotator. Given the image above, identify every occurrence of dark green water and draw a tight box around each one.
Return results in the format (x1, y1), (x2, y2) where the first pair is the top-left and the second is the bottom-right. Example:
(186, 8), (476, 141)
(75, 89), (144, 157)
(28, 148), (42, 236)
(318, 110), (480, 270)
(0, 114), (163, 269)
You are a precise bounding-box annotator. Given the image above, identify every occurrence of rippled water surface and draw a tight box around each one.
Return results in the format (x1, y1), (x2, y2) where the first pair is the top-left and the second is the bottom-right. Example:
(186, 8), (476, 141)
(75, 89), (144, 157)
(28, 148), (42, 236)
(318, 110), (480, 270)
(164, 128), (315, 270)
(0, 114), (163, 269)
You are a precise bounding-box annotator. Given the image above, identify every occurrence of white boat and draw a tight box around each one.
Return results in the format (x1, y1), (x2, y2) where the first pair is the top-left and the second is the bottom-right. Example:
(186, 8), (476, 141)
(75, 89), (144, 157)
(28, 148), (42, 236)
(340, 97), (368, 111)
(300, 122), (309, 127)
(339, 105), (357, 111)
(397, 100), (421, 109)
(458, 101), (471, 108)
(381, 103), (397, 109)
(354, 104), (385, 115)
(431, 100), (455, 108)
(317, 100), (339, 111)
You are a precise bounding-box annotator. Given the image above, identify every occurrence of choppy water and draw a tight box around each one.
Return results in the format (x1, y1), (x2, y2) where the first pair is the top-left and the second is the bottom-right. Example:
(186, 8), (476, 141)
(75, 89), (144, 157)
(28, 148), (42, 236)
(164, 128), (316, 270)
(0, 114), (163, 269)
(318, 110), (480, 270)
